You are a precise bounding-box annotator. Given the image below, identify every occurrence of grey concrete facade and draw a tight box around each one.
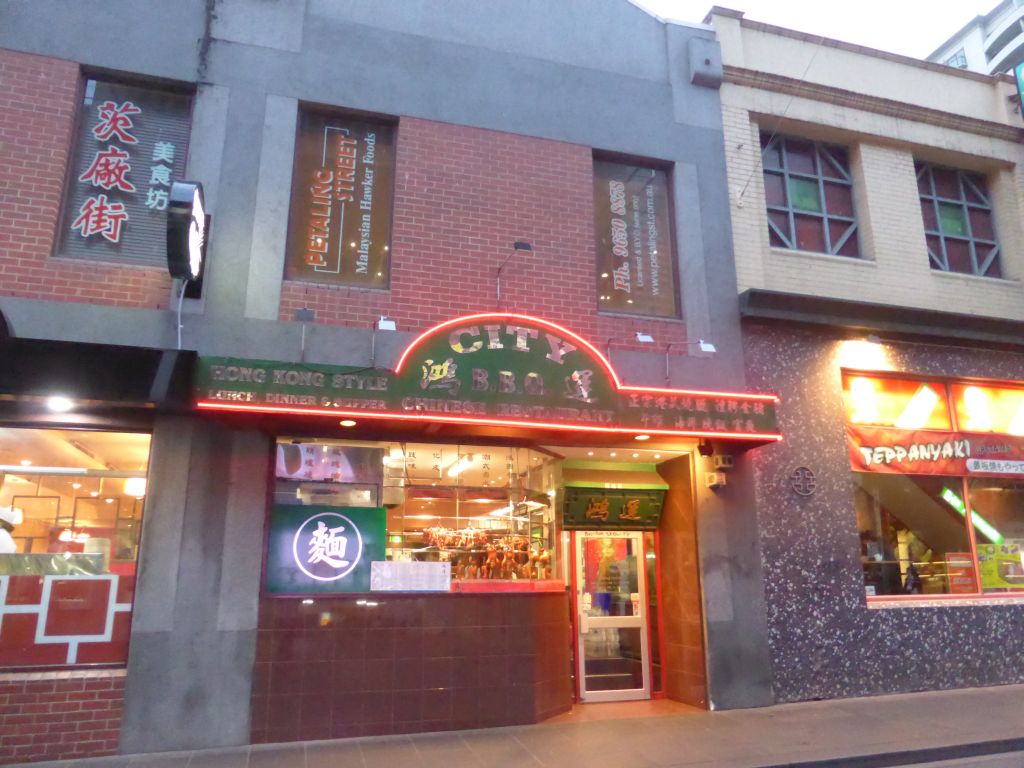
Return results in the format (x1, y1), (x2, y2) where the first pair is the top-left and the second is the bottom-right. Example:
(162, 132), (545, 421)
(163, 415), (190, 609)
(0, 0), (774, 751)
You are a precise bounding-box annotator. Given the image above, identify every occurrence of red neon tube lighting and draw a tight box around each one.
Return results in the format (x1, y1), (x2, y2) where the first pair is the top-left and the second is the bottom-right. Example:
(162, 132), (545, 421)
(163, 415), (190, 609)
(393, 312), (779, 402)
(195, 401), (783, 441)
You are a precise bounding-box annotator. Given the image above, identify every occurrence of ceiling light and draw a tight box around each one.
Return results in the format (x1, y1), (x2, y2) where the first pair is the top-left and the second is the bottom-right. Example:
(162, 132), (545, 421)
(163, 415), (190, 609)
(124, 477), (147, 498)
(105, 498), (114, 504)
(301, 598), (314, 605)
(19, 459), (31, 466)
(447, 455), (473, 477)
(654, 454), (662, 459)
(587, 451), (594, 456)
(610, 452), (617, 457)
(632, 453), (640, 458)
(635, 434), (650, 441)
(71, 482), (82, 489)
(90, 491), (99, 497)
(46, 396), (74, 413)
(339, 419), (357, 427)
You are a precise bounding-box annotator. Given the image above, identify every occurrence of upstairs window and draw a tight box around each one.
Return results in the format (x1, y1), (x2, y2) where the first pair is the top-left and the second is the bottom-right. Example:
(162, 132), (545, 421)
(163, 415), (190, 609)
(916, 162), (1001, 278)
(761, 134), (860, 258)
(60, 78), (191, 263)
(945, 49), (968, 69)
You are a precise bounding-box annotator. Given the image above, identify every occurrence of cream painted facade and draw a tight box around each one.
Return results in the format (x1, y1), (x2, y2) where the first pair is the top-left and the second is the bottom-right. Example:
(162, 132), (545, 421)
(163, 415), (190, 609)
(710, 8), (1024, 321)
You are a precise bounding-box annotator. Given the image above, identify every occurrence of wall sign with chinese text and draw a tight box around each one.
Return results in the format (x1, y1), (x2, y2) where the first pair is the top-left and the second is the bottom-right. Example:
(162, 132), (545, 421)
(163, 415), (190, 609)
(593, 159), (679, 318)
(62, 79), (191, 263)
(284, 111), (395, 287)
(264, 504), (386, 594)
(563, 487), (664, 530)
(195, 313), (781, 442)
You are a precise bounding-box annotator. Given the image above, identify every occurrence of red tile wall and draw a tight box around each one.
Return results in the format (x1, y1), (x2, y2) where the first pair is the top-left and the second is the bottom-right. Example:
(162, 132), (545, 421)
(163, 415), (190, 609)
(252, 593), (572, 742)
(279, 117), (688, 352)
(0, 49), (171, 309)
(0, 672), (124, 765)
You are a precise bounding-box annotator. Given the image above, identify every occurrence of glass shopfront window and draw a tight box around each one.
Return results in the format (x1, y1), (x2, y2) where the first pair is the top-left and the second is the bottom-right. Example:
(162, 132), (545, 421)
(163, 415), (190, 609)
(854, 473), (977, 596)
(272, 438), (561, 589)
(967, 478), (1024, 593)
(0, 428), (150, 668)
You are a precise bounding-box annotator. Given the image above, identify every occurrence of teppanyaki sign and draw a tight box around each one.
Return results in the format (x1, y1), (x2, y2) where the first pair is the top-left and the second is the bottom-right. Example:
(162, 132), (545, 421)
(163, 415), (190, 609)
(195, 313), (781, 441)
(847, 425), (1024, 477)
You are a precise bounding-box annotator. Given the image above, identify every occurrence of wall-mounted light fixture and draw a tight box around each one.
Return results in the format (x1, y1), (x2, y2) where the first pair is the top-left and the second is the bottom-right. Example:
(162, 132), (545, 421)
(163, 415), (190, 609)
(664, 339), (717, 384)
(496, 241), (533, 307)
(376, 316), (397, 332)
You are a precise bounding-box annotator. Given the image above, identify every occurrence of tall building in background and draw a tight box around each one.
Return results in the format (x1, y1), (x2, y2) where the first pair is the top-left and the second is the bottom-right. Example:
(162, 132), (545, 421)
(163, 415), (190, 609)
(928, 0), (1024, 74)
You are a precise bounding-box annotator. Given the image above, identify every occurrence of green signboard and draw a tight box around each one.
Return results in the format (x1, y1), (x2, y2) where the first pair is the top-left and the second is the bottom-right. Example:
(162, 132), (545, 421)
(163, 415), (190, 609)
(264, 504), (386, 594)
(195, 314), (781, 440)
(563, 487), (665, 530)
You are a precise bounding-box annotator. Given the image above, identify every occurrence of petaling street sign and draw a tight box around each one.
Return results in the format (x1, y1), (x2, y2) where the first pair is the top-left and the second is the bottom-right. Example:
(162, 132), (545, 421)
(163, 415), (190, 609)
(195, 313), (781, 442)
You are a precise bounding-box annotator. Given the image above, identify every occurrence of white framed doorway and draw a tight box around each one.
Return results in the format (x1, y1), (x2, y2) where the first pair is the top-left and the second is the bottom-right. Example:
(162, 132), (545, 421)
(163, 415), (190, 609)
(573, 530), (651, 702)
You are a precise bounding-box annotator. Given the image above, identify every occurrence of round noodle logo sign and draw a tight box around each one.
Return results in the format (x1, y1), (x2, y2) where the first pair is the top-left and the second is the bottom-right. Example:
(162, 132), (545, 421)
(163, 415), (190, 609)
(292, 511), (363, 582)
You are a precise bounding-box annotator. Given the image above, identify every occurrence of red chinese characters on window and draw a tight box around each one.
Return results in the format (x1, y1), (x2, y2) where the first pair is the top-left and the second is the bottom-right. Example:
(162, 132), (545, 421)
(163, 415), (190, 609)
(61, 80), (191, 262)
(76, 99), (141, 244)
(71, 194), (129, 243)
(92, 100), (141, 144)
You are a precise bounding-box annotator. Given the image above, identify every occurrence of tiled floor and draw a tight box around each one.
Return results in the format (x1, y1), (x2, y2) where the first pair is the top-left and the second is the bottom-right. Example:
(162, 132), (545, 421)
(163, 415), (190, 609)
(13, 684), (1024, 768)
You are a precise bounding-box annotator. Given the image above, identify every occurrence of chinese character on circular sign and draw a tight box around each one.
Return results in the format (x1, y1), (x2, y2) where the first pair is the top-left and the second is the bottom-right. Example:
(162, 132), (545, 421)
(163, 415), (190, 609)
(292, 511), (363, 582)
(790, 466), (817, 496)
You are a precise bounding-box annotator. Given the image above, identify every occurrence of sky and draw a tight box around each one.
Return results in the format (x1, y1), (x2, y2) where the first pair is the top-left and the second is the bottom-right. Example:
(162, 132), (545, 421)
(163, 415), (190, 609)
(636, 0), (999, 59)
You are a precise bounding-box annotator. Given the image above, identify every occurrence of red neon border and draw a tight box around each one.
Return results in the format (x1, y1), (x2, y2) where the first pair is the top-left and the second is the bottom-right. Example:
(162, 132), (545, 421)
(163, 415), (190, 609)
(393, 312), (779, 402)
(195, 401), (782, 442)
(198, 313), (782, 440)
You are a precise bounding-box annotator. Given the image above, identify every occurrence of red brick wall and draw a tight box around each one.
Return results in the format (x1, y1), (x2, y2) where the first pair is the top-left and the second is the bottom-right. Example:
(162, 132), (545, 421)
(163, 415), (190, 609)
(279, 116), (688, 352)
(0, 48), (171, 309)
(0, 671), (124, 765)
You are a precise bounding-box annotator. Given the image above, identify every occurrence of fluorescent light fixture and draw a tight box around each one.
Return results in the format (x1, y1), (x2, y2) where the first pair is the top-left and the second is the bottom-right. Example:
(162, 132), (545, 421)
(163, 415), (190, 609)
(635, 332), (655, 343)
(941, 486), (1003, 544)
(894, 384), (939, 430)
(0, 465), (86, 475)
(446, 455), (473, 477)
(46, 396), (74, 413)
(848, 377), (879, 424)
(1008, 402), (1024, 436)
(963, 386), (993, 432)
(123, 477), (147, 498)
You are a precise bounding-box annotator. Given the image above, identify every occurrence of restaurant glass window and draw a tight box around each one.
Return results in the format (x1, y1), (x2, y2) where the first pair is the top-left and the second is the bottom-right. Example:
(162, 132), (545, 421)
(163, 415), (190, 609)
(761, 133), (860, 257)
(60, 78), (192, 263)
(855, 473), (977, 596)
(0, 428), (150, 668)
(967, 478), (1024, 593)
(593, 157), (679, 318)
(272, 439), (561, 589)
(842, 375), (951, 431)
(916, 162), (1001, 278)
(283, 109), (396, 288)
(951, 383), (1024, 435)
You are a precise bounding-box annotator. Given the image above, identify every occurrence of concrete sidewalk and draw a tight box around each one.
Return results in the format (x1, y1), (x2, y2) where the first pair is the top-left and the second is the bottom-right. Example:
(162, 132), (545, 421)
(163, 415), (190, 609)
(13, 683), (1024, 768)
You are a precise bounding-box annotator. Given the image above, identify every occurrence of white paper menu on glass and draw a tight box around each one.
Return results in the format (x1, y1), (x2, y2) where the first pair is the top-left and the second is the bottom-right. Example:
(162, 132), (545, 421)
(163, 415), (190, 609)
(370, 561), (451, 592)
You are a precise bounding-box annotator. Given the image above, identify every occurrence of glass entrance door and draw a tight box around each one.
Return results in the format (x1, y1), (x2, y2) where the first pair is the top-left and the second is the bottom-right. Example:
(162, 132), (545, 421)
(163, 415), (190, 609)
(574, 531), (650, 702)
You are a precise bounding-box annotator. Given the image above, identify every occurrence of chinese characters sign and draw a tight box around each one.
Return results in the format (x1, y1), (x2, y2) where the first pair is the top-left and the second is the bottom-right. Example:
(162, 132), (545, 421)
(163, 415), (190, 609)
(264, 505), (386, 594)
(285, 111), (395, 287)
(195, 314), (781, 441)
(563, 487), (664, 530)
(847, 425), (1024, 477)
(62, 80), (190, 262)
(594, 159), (678, 318)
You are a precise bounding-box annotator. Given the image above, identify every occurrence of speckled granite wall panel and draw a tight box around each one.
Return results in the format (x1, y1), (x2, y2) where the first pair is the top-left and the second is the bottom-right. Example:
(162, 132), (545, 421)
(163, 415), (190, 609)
(743, 320), (1024, 703)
